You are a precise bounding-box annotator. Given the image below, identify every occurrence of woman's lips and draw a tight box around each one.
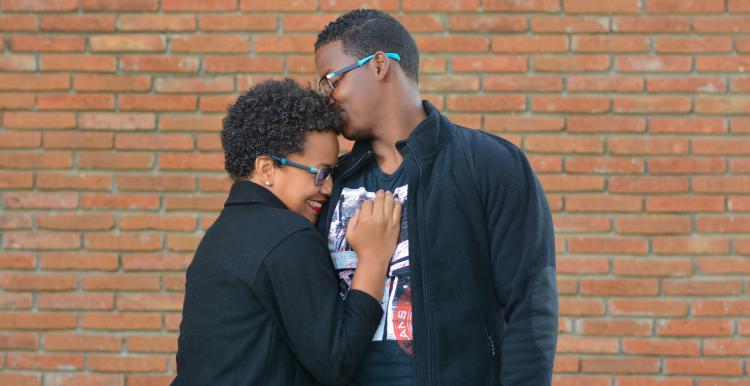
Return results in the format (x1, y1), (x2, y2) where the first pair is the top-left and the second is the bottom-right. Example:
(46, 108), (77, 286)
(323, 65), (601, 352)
(307, 200), (323, 213)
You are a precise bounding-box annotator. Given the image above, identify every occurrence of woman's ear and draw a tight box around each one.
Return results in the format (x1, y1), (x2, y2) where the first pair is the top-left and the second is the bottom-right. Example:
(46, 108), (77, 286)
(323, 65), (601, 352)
(373, 51), (391, 81)
(254, 156), (276, 186)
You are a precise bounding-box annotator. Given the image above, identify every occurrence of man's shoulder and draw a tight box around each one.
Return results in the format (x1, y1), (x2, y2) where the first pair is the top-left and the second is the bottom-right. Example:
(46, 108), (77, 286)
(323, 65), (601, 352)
(445, 122), (524, 165)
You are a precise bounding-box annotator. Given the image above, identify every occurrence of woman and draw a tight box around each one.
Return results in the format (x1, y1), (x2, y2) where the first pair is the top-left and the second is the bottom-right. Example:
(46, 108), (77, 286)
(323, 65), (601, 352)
(172, 79), (402, 386)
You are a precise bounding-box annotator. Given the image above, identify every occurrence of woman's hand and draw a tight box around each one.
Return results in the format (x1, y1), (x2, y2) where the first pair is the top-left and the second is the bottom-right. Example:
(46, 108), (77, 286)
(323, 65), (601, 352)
(347, 190), (402, 300)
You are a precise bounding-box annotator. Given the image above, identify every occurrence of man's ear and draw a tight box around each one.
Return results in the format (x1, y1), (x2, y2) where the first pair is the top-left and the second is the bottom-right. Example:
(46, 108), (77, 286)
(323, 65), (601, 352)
(253, 156), (276, 186)
(373, 51), (391, 81)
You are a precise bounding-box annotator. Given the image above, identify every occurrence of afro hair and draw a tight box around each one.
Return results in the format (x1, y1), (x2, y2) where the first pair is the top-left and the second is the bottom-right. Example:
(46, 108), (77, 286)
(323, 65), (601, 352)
(220, 78), (342, 181)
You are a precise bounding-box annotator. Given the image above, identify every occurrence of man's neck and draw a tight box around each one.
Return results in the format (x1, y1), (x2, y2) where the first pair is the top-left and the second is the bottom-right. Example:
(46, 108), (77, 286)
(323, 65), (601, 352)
(369, 95), (427, 174)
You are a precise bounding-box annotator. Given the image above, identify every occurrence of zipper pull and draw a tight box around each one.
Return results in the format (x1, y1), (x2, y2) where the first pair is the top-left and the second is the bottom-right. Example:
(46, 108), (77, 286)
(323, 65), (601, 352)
(485, 326), (496, 357)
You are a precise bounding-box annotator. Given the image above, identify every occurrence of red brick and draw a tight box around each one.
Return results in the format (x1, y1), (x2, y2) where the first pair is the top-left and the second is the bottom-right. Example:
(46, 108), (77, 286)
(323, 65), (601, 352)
(694, 138), (750, 155)
(80, 113), (155, 131)
(45, 374), (124, 386)
(167, 234), (201, 252)
(553, 216), (611, 233)
(573, 36), (648, 53)
(649, 0), (725, 13)
(119, 95), (197, 111)
(665, 359), (743, 376)
(0, 293), (33, 310)
(416, 37), (490, 53)
(539, 175), (605, 192)
(120, 215), (197, 231)
(254, 35), (317, 53)
(532, 16), (609, 32)
(613, 257), (692, 277)
(0, 74), (70, 91)
(610, 300), (689, 317)
(609, 138), (689, 155)
(567, 157), (643, 174)
(616, 216), (691, 235)
(0, 14), (37, 31)
(240, 0), (316, 11)
(1, 273), (77, 291)
(42, 132), (113, 151)
(648, 157), (726, 174)
(554, 376), (610, 386)
(614, 96), (692, 113)
(564, 0), (641, 13)
(128, 375), (177, 386)
(697, 217), (750, 233)
(0, 55), (36, 71)
(449, 15), (526, 32)
(697, 97), (750, 114)
(404, 0), (478, 11)
(695, 301), (750, 317)
(198, 176), (232, 192)
(396, 15), (444, 33)
(533, 96), (610, 113)
(453, 56), (527, 73)
(486, 117), (564, 133)
(82, 274), (161, 291)
(4, 192), (77, 209)
(650, 117), (726, 134)
(557, 336), (618, 354)
(623, 339), (700, 357)
(40, 54), (118, 72)
(115, 133), (193, 151)
(162, 0), (236, 11)
(613, 16), (690, 32)
(525, 136), (604, 154)
(164, 274), (185, 291)
(566, 196), (643, 212)
(485, 0), (560, 12)
(695, 16), (750, 32)
(647, 196), (725, 213)
(447, 95), (524, 112)
(492, 36), (566, 53)
(582, 357), (659, 374)
(421, 75), (481, 92)
(82, 194), (160, 210)
(200, 14), (277, 31)
(0, 312), (77, 330)
(616, 55), (692, 73)
(655, 37), (732, 53)
(579, 319), (653, 336)
(0, 92), (36, 109)
(608, 175), (683, 194)
(127, 335), (178, 353)
(663, 280), (741, 296)
(196, 133), (224, 150)
(0, 252), (35, 269)
(0, 171), (33, 189)
(204, 56), (284, 73)
(648, 77), (726, 93)
(570, 237), (648, 254)
(41, 15), (116, 32)
(117, 175), (196, 192)
(483, 76), (560, 92)
(40, 252), (119, 271)
(559, 299), (606, 316)
(165, 195), (226, 211)
(37, 213), (115, 230)
(697, 56), (750, 73)
(729, 196), (750, 212)
(121, 55), (199, 73)
(81, 313), (161, 331)
(83, 0), (158, 10)
(172, 35), (250, 54)
(122, 253), (191, 271)
(9, 35), (85, 52)
(85, 234), (162, 252)
(118, 294), (183, 311)
(568, 76), (643, 92)
(7, 353), (84, 371)
(154, 77), (233, 93)
(39, 293), (114, 310)
(694, 176), (750, 193)
(200, 95), (237, 112)
(159, 154), (224, 171)
(78, 152), (153, 170)
(159, 114), (223, 132)
(0, 332), (39, 350)
(89, 355), (168, 372)
(0, 152), (72, 169)
(534, 55), (611, 73)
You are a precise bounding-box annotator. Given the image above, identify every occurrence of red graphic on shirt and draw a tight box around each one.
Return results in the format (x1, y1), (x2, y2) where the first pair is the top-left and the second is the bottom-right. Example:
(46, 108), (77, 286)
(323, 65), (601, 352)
(392, 288), (413, 356)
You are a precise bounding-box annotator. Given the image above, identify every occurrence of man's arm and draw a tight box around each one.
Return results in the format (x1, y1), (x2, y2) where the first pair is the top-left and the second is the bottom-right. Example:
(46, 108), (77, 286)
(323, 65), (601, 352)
(253, 228), (382, 385)
(475, 134), (558, 385)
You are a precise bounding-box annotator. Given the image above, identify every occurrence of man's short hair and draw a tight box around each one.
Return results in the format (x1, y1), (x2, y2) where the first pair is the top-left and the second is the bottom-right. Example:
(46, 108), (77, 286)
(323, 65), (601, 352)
(315, 9), (420, 83)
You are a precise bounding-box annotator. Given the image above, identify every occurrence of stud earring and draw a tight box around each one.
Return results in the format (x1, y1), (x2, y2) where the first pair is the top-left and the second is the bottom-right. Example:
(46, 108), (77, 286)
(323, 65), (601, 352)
(265, 181), (271, 186)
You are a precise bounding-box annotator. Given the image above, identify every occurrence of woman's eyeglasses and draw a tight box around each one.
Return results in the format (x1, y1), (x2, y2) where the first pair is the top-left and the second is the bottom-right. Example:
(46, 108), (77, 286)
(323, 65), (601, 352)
(270, 156), (332, 186)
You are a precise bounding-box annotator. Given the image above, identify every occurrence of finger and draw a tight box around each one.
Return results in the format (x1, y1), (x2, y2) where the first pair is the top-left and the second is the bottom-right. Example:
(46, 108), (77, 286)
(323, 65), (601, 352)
(383, 191), (395, 220)
(360, 198), (374, 217)
(391, 200), (402, 226)
(348, 208), (360, 229)
(372, 190), (385, 219)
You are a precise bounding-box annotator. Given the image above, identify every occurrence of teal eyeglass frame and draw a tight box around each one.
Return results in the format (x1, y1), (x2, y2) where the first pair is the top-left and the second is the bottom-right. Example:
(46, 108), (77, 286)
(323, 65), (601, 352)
(318, 52), (401, 95)
(270, 156), (332, 186)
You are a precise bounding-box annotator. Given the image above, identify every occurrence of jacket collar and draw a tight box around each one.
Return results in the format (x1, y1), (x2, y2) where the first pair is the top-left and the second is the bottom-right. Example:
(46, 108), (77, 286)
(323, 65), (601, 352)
(335, 100), (449, 178)
(225, 180), (287, 209)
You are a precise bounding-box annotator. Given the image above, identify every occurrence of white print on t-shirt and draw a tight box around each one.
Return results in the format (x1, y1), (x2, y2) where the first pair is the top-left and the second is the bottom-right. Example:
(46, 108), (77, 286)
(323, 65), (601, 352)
(328, 186), (412, 352)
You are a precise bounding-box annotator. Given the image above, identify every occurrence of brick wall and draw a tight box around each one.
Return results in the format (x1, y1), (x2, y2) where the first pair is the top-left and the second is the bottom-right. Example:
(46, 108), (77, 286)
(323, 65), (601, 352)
(0, 0), (748, 385)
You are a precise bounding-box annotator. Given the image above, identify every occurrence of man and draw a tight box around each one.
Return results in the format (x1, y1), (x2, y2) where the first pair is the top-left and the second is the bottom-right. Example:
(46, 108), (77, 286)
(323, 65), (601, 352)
(314, 9), (558, 386)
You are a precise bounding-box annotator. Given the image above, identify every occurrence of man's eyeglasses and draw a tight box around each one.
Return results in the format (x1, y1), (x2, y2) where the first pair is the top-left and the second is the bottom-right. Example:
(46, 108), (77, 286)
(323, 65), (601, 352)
(318, 52), (401, 96)
(270, 156), (332, 186)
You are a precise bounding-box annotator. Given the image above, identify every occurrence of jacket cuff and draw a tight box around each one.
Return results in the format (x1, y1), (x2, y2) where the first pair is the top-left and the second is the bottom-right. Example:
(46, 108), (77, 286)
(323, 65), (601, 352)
(346, 289), (384, 323)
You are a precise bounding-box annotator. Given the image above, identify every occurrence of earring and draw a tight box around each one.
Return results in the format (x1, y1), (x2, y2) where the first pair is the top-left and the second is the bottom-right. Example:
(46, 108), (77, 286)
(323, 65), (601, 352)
(265, 181), (271, 186)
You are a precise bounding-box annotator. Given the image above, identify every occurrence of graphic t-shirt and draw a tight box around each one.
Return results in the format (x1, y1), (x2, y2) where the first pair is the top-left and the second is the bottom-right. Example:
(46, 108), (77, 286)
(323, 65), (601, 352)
(327, 160), (413, 386)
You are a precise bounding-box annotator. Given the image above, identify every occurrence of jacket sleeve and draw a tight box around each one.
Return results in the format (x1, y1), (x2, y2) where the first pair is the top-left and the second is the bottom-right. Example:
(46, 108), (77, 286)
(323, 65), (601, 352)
(253, 227), (383, 385)
(474, 134), (558, 385)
